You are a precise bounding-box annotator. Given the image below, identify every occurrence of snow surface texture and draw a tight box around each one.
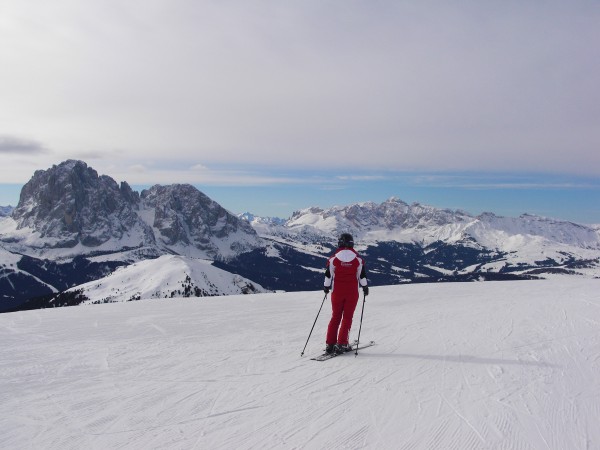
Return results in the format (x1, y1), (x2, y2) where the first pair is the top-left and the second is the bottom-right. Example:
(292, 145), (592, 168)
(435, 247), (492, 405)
(1, 278), (599, 449)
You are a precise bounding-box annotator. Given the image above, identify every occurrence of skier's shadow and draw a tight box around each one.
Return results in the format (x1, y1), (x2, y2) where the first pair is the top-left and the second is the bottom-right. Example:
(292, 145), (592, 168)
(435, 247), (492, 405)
(359, 352), (560, 368)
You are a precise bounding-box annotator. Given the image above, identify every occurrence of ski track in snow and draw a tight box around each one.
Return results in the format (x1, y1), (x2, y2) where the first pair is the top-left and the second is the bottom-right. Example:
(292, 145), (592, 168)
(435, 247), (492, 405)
(1, 279), (600, 449)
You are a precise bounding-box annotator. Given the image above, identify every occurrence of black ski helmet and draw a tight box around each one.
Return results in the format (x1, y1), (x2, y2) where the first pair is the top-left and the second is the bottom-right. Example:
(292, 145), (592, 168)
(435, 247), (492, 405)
(338, 233), (354, 248)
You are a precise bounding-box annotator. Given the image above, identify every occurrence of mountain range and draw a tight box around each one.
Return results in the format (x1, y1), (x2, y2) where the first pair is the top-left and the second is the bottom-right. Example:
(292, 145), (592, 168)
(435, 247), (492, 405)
(1, 160), (599, 312)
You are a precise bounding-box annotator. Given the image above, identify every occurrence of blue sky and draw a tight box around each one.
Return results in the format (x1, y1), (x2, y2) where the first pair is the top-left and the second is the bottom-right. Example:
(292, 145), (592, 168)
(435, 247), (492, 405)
(196, 170), (600, 224)
(1, 1), (599, 224)
(170, 171), (600, 224)
(3, 168), (598, 224)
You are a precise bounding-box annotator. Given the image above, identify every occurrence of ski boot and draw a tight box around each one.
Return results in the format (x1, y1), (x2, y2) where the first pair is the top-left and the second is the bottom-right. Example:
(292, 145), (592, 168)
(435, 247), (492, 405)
(335, 343), (353, 354)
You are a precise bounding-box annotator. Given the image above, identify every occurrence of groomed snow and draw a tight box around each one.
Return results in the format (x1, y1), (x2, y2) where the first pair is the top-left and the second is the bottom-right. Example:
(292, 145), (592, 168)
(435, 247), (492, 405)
(1, 278), (599, 449)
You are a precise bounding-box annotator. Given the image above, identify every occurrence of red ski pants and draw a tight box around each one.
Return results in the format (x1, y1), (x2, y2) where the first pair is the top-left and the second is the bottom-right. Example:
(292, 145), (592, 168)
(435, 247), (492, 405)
(326, 288), (359, 345)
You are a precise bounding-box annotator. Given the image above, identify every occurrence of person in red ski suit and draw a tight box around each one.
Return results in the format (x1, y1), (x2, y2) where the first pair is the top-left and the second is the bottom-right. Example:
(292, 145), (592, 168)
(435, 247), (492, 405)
(323, 233), (368, 354)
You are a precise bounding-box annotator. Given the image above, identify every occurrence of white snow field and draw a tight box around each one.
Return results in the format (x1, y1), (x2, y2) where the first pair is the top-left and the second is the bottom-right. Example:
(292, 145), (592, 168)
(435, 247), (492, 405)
(1, 278), (599, 449)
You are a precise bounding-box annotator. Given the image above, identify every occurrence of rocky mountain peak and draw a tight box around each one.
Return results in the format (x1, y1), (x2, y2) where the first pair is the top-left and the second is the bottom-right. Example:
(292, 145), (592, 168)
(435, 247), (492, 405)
(3, 161), (261, 259)
(140, 184), (260, 258)
(12, 160), (149, 248)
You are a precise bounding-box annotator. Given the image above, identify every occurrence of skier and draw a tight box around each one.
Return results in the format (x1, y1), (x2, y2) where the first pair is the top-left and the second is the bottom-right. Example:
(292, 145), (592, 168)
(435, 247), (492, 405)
(323, 233), (369, 354)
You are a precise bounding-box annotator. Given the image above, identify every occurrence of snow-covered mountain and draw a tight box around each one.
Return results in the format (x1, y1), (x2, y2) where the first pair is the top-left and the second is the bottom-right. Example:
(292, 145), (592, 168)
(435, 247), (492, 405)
(2, 160), (600, 313)
(45, 255), (267, 308)
(0, 161), (262, 311)
(2, 278), (599, 448)
(3, 160), (260, 260)
(285, 198), (474, 243)
(244, 198), (600, 278)
(238, 212), (286, 227)
(280, 198), (600, 252)
(10, 159), (155, 252)
(141, 185), (260, 260)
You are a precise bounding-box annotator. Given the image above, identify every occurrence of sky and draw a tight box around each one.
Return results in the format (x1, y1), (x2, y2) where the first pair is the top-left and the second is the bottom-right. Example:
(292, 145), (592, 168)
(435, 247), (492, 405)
(1, 1), (599, 223)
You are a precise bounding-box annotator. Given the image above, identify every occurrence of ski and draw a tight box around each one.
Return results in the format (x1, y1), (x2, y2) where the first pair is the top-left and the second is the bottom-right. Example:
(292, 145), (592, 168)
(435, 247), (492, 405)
(310, 340), (375, 361)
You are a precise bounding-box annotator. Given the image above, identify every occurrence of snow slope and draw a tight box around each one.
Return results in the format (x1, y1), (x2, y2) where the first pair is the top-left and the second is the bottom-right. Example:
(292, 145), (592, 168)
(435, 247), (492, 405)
(1, 278), (599, 449)
(67, 255), (268, 303)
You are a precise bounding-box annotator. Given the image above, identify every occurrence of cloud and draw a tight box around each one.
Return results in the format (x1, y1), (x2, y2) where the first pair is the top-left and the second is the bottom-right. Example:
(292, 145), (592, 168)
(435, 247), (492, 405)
(0, 136), (48, 155)
(128, 164), (149, 174)
(1, 1), (599, 177)
(336, 175), (387, 182)
(94, 161), (312, 187)
(190, 164), (209, 171)
(406, 173), (600, 190)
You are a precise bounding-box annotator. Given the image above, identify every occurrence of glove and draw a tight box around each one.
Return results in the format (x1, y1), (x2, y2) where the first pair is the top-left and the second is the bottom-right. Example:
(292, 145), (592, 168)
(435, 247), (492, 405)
(324, 287), (330, 294)
(362, 286), (369, 296)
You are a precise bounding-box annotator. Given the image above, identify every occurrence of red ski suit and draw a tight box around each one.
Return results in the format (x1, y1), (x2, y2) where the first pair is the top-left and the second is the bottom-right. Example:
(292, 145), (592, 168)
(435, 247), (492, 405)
(324, 247), (368, 346)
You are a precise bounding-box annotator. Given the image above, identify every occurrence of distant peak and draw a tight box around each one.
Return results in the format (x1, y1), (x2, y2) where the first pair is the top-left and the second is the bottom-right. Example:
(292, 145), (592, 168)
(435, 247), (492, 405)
(60, 159), (86, 166)
(52, 159), (89, 171)
(239, 212), (286, 226)
(477, 212), (499, 219)
(385, 196), (407, 204)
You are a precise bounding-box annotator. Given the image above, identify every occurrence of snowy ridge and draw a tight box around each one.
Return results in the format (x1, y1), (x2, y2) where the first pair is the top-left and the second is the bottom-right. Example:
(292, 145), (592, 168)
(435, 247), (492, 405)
(0, 214), (154, 261)
(238, 212), (286, 227)
(64, 255), (268, 304)
(0, 247), (58, 294)
(1, 278), (599, 448)
(284, 198), (474, 244)
(252, 198), (600, 273)
(282, 198), (600, 250)
(468, 213), (600, 250)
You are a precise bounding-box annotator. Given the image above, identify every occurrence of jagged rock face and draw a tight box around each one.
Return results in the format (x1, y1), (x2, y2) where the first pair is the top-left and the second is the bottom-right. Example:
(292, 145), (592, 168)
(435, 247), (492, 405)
(12, 160), (151, 247)
(140, 184), (260, 258)
(6, 160), (260, 258)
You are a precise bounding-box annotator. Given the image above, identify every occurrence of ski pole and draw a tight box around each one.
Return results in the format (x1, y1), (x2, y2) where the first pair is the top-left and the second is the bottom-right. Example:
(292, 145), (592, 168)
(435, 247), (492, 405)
(300, 292), (328, 357)
(355, 291), (367, 357)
